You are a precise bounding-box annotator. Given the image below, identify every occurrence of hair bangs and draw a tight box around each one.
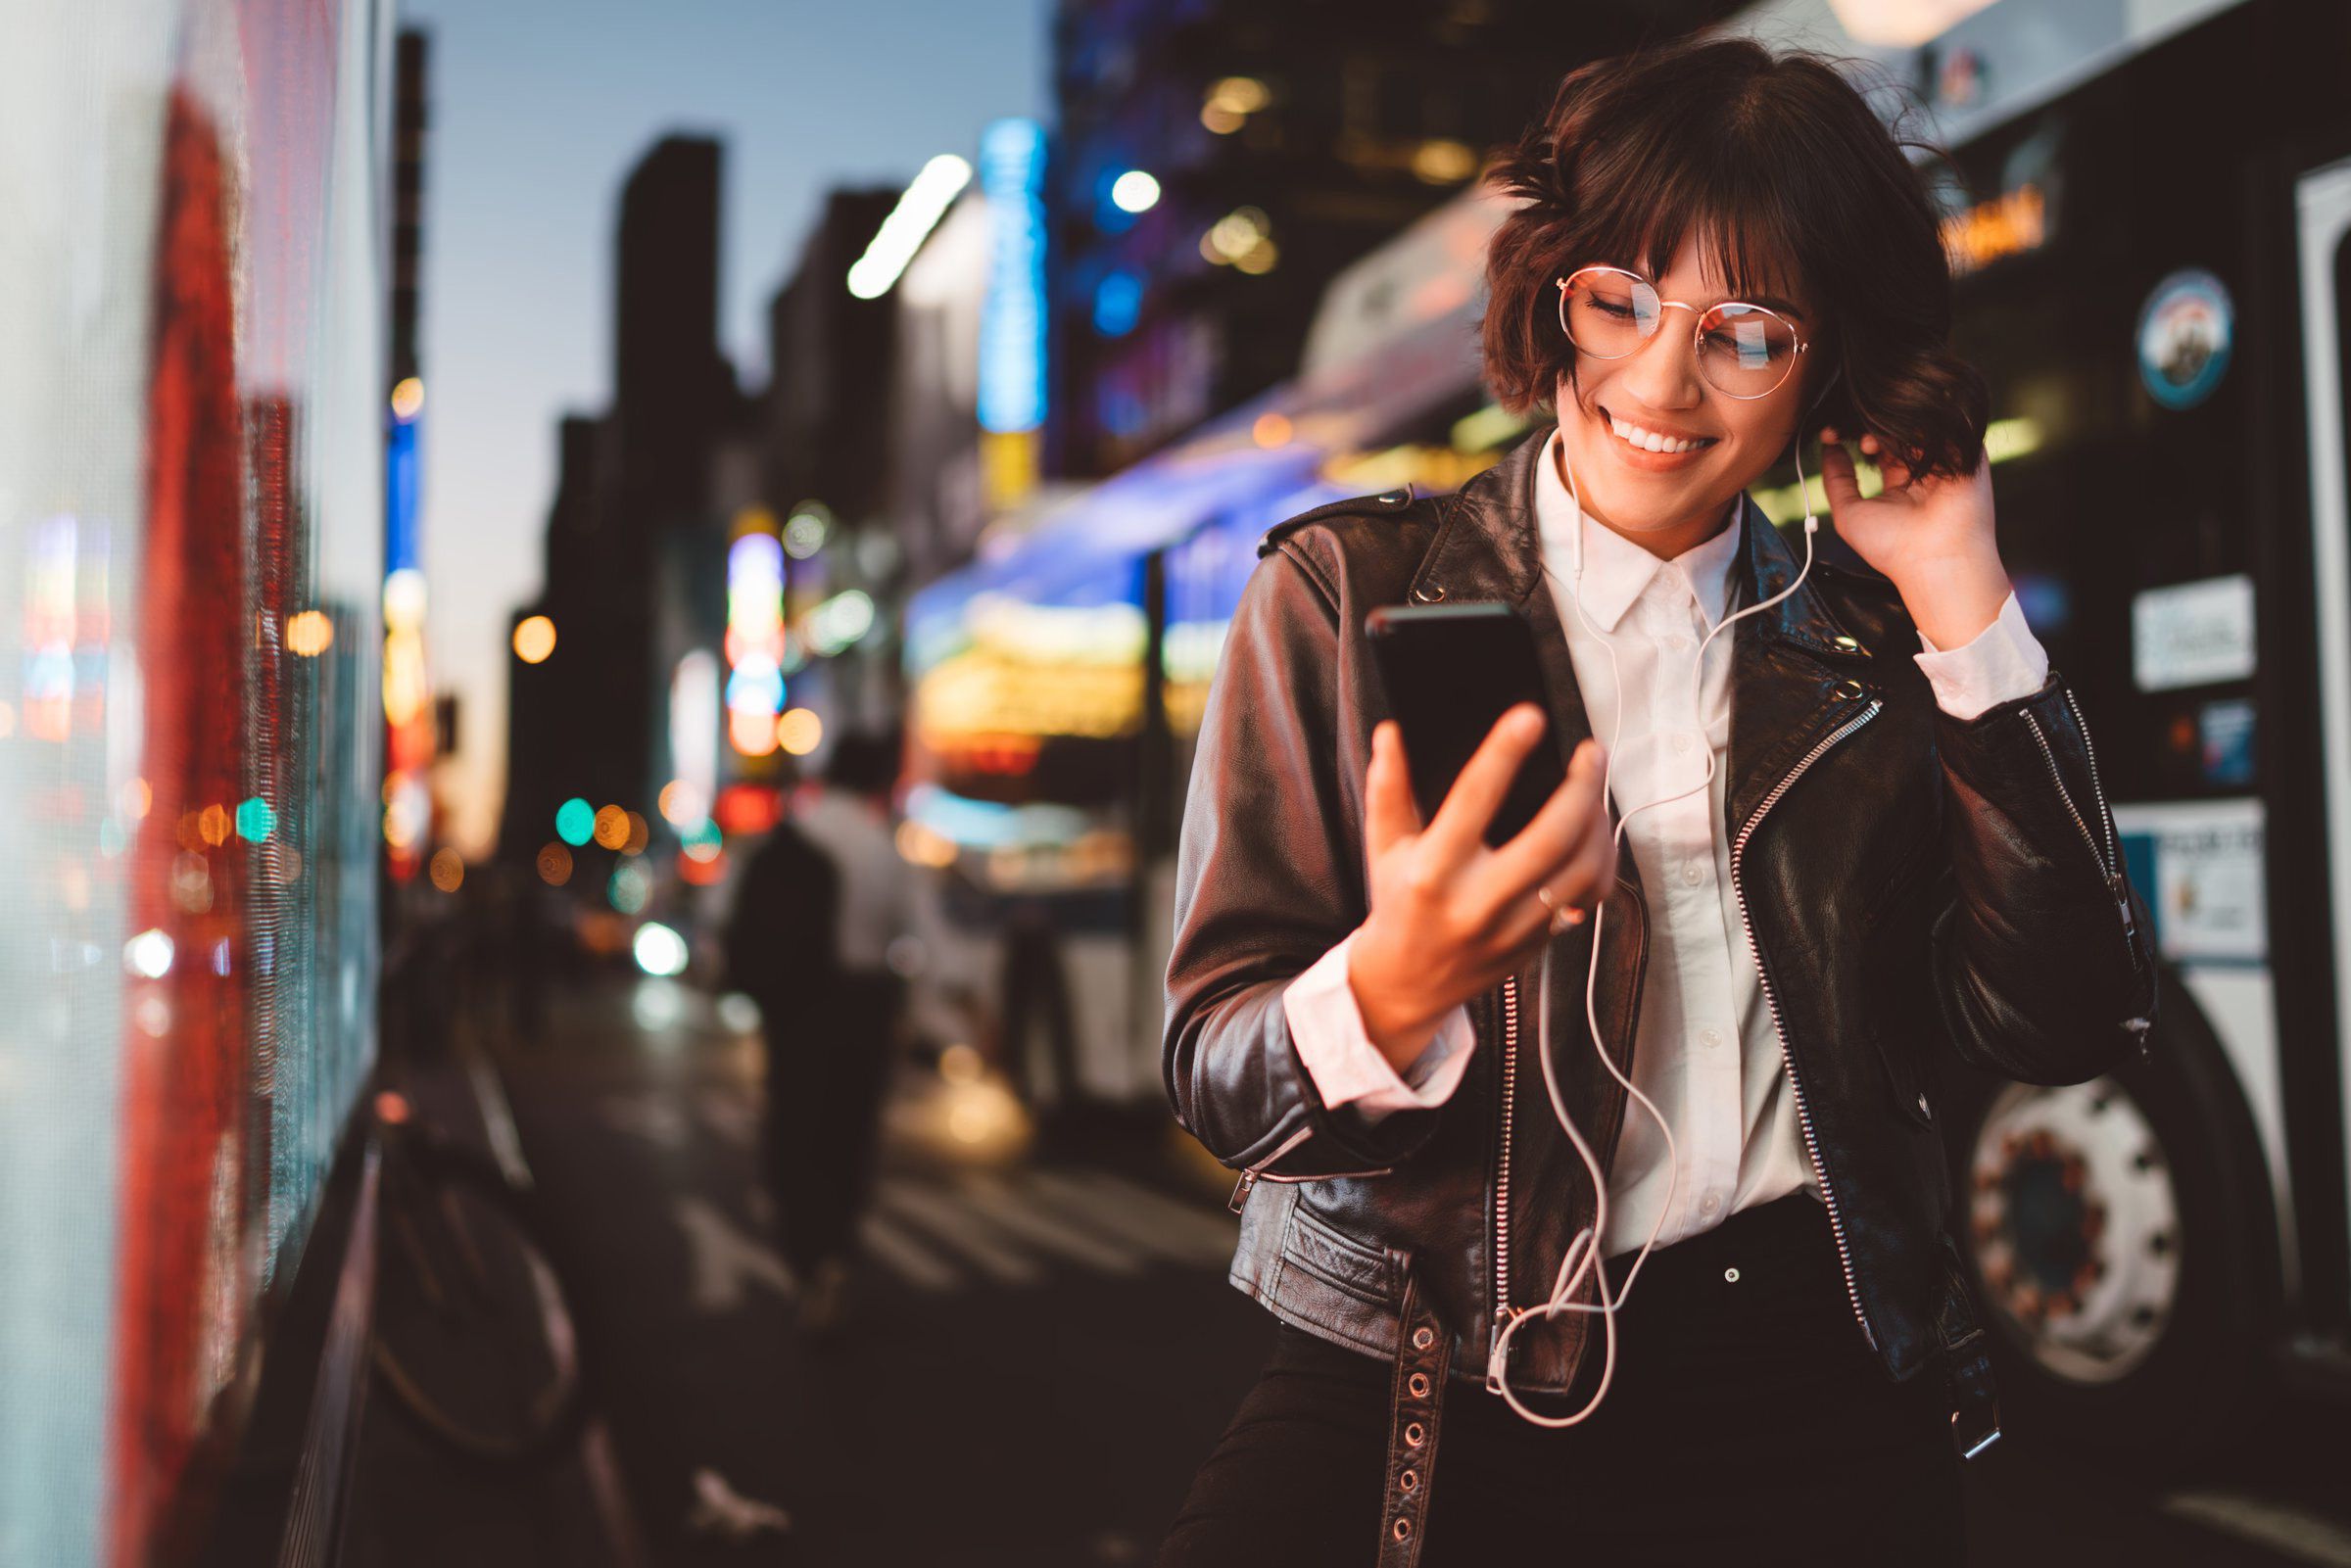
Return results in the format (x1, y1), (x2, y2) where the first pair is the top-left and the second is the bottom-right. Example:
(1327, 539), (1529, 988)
(1479, 33), (1988, 482)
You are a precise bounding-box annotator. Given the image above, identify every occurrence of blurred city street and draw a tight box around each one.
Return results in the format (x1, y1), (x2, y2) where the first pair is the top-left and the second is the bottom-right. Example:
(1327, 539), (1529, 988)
(355, 972), (1269, 1566)
(16, 1), (2351, 1563)
(325, 966), (2351, 1568)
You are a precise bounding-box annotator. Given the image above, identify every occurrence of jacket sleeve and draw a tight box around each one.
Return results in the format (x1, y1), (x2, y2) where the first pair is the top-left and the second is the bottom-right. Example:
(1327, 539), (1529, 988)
(1926, 668), (2160, 1085)
(1162, 541), (1451, 1176)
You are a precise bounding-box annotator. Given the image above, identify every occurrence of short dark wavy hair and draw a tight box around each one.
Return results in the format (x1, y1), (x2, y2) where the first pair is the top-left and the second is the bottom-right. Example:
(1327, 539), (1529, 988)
(1481, 33), (1988, 483)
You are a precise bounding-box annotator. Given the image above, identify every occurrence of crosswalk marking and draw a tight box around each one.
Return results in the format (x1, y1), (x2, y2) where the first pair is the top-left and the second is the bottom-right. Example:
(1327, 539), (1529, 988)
(1022, 1168), (1240, 1265)
(677, 1196), (795, 1311)
(875, 1183), (1047, 1286)
(857, 1212), (960, 1293)
(627, 1079), (1243, 1300)
(958, 1175), (1146, 1276)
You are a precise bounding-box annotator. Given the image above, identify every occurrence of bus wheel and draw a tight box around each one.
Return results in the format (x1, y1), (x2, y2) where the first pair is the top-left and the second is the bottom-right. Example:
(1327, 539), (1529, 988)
(1946, 993), (2278, 1466)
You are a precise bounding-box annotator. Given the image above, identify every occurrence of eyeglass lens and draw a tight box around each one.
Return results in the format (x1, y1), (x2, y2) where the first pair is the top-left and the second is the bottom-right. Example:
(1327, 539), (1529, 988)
(1559, 269), (1799, 398)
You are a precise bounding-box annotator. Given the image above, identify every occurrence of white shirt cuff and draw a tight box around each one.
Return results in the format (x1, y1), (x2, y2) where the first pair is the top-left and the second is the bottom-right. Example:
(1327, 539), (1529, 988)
(1282, 929), (1476, 1122)
(1913, 590), (2050, 721)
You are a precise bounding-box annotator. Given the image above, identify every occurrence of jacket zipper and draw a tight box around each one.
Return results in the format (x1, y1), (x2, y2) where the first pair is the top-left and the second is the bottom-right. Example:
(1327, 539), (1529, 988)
(2023, 691), (2144, 975)
(1486, 974), (1521, 1389)
(1729, 695), (1885, 1354)
(1226, 1120), (1398, 1212)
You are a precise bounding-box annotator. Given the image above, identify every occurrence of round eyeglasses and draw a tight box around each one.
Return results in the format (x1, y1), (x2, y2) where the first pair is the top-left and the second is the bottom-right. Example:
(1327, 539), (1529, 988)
(1555, 265), (1809, 401)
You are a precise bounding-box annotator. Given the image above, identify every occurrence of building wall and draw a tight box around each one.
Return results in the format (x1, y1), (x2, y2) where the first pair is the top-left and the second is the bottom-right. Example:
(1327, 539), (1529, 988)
(0, 4), (389, 1563)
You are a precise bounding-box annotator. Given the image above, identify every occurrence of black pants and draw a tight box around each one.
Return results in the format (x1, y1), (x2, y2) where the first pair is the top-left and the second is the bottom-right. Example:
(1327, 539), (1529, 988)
(1160, 1193), (1963, 1567)
(760, 972), (900, 1278)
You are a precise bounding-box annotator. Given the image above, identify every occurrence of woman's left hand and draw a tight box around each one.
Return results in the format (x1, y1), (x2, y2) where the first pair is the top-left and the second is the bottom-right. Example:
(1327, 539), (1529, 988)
(1817, 427), (2012, 649)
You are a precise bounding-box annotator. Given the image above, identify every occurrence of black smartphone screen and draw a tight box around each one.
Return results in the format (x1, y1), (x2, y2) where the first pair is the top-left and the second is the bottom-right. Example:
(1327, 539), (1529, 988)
(1365, 601), (1565, 849)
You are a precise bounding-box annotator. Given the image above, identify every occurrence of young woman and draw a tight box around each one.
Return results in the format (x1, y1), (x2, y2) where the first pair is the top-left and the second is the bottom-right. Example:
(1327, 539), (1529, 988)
(1158, 32), (2158, 1568)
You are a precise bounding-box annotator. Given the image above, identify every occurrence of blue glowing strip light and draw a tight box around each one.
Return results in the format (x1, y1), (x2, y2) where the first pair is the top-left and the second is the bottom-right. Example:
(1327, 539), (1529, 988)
(977, 118), (1047, 435)
(385, 414), (419, 575)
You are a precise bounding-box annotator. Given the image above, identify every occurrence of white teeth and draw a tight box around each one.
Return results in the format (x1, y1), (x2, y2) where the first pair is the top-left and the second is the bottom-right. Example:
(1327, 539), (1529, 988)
(1606, 410), (1713, 455)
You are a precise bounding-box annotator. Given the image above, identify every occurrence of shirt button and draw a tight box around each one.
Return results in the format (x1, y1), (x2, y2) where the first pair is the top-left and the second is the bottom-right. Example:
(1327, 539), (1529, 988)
(1664, 634), (1692, 653)
(1671, 731), (1694, 753)
(1699, 1027), (1723, 1048)
(1700, 1193), (1722, 1215)
(1681, 863), (1703, 886)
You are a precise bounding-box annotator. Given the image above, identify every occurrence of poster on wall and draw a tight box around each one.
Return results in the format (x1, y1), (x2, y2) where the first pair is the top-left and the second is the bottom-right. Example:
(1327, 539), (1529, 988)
(2113, 798), (2266, 965)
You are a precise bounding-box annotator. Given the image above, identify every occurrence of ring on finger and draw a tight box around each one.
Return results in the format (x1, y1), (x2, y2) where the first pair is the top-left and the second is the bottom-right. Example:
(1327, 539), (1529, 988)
(1535, 884), (1583, 933)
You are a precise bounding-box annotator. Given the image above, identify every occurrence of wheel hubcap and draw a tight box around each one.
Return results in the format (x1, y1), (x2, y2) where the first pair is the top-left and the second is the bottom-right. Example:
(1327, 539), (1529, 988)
(1969, 1077), (2180, 1383)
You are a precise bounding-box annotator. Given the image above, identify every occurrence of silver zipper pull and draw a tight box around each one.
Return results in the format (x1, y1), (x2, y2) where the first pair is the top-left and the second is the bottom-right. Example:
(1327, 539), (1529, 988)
(2109, 870), (2138, 949)
(1228, 1170), (1256, 1214)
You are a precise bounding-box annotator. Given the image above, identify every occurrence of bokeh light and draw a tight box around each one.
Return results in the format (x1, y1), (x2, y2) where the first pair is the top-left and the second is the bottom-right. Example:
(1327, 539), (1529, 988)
(782, 505), (830, 559)
(1110, 168), (1160, 214)
(658, 779), (710, 829)
(536, 842), (574, 886)
(593, 804), (630, 849)
(285, 610), (335, 656)
(622, 810), (650, 855)
(681, 819), (723, 859)
(730, 707), (779, 756)
(382, 566), (427, 631)
(428, 848), (464, 892)
(124, 929), (174, 979)
(608, 859), (651, 915)
(235, 796), (276, 843)
(777, 707), (823, 755)
(513, 614), (557, 664)
(555, 797), (596, 846)
(633, 921), (689, 977)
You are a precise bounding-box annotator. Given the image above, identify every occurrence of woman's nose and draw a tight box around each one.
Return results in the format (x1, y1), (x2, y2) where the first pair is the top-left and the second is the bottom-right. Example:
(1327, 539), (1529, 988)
(1619, 312), (1706, 407)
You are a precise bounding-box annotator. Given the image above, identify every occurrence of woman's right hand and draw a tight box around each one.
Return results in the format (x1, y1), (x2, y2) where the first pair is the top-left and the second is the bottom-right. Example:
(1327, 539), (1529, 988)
(1348, 704), (1612, 1073)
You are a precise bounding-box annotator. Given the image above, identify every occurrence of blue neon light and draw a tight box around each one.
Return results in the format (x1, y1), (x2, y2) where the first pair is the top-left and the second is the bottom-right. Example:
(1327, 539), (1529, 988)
(385, 416), (420, 575)
(1092, 269), (1143, 337)
(978, 118), (1047, 434)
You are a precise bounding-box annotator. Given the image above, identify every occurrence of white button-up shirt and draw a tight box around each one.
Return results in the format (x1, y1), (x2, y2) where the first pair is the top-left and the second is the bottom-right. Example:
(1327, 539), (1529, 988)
(1284, 430), (2049, 1259)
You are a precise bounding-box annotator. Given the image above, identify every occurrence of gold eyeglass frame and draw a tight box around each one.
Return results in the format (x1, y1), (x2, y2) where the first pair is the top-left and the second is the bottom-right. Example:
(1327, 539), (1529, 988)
(1554, 264), (1810, 401)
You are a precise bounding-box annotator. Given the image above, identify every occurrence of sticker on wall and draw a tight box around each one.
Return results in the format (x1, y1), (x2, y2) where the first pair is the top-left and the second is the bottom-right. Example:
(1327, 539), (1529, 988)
(2133, 573), (2255, 691)
(2136, 267), (2233, 410)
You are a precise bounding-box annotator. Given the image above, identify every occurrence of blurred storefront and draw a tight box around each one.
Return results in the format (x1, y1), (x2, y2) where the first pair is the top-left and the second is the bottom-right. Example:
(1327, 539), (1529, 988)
(1721, 0), (2351, 1477)
(902, 183), (1528, 1107)
(0, 4), (392, 1563)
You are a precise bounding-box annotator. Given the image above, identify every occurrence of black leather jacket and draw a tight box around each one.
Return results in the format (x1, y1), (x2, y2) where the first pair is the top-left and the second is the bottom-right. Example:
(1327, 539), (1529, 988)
(1163, 432), (2159, 1461)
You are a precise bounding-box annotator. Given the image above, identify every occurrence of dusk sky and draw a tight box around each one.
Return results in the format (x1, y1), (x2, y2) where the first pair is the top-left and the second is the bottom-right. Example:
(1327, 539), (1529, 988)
(403, 0), (1055, 856)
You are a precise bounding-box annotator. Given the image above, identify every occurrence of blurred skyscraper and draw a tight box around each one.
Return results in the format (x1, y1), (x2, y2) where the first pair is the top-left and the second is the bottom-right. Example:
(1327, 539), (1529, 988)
(1047, 0), (1745, 476)
(502, 136), (743, 863)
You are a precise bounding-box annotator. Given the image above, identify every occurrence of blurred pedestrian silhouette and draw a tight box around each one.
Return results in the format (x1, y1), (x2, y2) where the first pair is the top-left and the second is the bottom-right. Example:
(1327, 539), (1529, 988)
(998, 895), (1079, 1113)
(724, 733), (912, 1332)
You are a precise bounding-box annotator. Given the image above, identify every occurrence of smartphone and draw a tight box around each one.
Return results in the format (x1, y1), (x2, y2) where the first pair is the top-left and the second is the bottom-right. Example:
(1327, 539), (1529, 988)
(1365, 601), (1566, 849)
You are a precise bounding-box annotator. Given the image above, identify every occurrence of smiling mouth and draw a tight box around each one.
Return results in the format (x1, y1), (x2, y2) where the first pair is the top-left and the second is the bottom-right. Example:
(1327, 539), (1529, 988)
(1597, 404), (1719, 454)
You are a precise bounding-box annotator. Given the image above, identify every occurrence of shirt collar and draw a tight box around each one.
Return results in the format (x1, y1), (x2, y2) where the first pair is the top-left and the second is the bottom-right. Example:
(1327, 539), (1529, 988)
(1532, 427), (1744, 635)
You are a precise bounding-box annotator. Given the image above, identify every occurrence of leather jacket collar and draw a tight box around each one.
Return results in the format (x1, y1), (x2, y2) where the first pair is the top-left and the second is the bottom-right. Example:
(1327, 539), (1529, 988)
(1407, 428), (1884, 823)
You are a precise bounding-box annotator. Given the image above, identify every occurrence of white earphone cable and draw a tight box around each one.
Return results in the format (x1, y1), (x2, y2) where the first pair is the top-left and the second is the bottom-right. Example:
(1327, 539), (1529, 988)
(1486, 416), (1825, 1427)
